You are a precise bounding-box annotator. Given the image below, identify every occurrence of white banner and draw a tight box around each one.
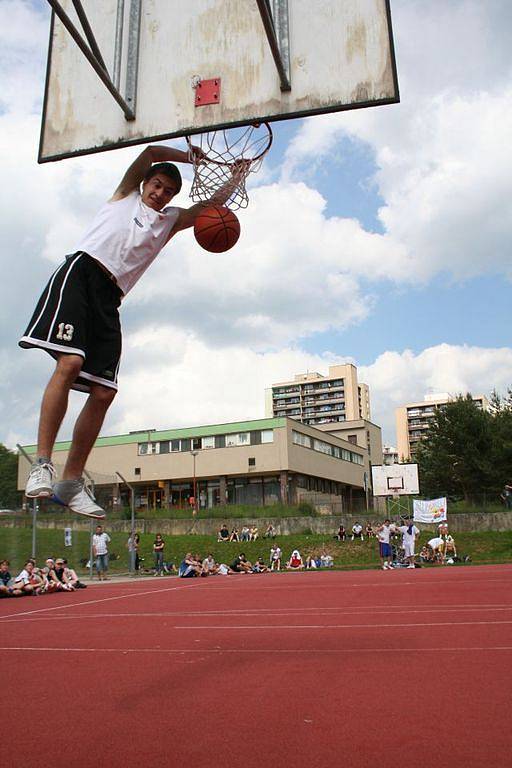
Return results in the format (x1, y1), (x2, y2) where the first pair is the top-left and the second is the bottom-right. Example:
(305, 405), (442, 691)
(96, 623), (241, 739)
(413, 498), (447, 523)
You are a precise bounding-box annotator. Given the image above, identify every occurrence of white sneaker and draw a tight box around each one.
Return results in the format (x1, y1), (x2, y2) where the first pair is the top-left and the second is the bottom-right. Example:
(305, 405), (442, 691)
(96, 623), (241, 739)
(407, 564), (416, 569)
(55, 481), (105, 519)
(26, 461), (56, 498)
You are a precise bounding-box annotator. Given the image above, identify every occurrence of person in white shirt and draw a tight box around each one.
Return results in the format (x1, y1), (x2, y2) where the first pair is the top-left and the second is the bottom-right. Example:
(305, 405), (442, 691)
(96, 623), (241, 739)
(92, 525), (111, 580)
(375, 519), (396, 570)
(351, 522), (364, 541)
(397, 519), (420, 568)
(20, 143), (242, 519)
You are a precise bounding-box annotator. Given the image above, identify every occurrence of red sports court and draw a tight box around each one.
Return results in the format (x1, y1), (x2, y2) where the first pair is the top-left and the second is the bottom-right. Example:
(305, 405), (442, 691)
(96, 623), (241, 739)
(2, 564), (511, 767)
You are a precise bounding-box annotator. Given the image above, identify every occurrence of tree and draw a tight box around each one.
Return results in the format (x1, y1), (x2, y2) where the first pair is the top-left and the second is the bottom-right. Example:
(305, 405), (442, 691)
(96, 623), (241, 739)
(415, 395), (494, 503)
(0, 443), (22, 509)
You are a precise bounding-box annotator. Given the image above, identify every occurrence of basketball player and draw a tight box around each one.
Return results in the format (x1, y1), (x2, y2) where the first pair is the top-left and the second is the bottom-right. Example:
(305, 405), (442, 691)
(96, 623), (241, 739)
(20, 144), (239, 518)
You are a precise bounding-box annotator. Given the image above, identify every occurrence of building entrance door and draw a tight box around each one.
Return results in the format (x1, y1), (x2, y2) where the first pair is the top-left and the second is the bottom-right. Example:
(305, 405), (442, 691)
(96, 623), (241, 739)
(148, 489), (163, 509)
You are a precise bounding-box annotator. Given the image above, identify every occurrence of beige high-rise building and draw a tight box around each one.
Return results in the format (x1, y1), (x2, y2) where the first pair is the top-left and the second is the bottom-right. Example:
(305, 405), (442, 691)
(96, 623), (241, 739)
(265, 363), (371, 427)
(396, 393), (490, 460)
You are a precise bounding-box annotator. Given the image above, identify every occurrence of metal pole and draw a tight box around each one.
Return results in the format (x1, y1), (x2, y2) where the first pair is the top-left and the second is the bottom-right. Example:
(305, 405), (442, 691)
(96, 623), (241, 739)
(17, 444), (38, 560)
(89, 519), (93, 580)
(190, 451), (199, 516)
(116, 471), (136, 573)
(113, 0), (125, 90)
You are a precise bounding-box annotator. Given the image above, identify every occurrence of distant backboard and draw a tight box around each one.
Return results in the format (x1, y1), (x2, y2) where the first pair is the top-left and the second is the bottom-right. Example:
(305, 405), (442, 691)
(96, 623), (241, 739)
(39, 0), (399, 162)
(371, 464), (420, 497)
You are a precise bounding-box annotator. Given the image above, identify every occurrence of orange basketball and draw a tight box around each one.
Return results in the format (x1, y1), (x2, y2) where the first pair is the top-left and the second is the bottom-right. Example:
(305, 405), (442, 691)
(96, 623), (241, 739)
(194, 206), (240, 252)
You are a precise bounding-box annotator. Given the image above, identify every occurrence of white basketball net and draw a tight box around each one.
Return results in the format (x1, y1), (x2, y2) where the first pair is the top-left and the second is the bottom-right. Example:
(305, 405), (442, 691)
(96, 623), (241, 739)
(186, 123), (272, 211)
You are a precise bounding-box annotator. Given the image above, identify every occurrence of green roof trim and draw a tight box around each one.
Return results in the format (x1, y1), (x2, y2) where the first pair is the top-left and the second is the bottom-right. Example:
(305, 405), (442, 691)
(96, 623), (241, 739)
(21, 417), (287, 453)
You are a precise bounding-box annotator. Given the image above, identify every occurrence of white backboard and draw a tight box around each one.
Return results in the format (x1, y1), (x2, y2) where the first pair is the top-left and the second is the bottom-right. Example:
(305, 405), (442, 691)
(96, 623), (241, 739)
(39, 0), (399, 161)
(371, 464), (420, 497)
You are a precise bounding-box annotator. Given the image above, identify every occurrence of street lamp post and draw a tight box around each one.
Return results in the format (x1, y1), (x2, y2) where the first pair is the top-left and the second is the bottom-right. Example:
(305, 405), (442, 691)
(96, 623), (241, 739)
(116, 470), (136, 573)
(190, 450), (199, 515)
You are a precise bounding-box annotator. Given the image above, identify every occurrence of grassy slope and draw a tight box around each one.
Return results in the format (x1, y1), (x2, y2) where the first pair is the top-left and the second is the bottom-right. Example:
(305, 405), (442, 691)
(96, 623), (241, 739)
(1, 528), (511, 575)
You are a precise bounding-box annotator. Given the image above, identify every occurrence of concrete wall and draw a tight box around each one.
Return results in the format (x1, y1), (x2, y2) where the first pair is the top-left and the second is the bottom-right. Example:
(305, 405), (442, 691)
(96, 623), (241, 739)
(3, 511), (512, 535)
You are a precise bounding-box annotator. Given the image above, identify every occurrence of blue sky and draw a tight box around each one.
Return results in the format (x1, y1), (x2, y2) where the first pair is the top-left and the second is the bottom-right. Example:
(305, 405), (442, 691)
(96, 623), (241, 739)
(0, 0), (511, 449)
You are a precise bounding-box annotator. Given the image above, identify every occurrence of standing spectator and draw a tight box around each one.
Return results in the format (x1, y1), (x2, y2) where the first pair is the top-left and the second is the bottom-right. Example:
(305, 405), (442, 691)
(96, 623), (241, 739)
(153, 533), (165, 575)
(270, 544), (282, 571)
(92, 524), (111, 580)
(263, 523), (276, 538)
(127, 531), (141, 571)
(375, 519), (395, 570)
(217, 523), (230, 542)
(397, 519), (420, 568)
(199, 489), (207, 509)
(351, 522), (364, 541)
(501, 484), (512, 509)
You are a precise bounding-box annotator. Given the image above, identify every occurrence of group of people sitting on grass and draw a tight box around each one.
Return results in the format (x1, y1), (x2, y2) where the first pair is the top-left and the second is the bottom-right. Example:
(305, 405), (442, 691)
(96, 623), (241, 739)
(0, 557), (87, 598)
(178, 546), (334, 577)
(217, 523), (276, 542)
(334, 521), (378, 541)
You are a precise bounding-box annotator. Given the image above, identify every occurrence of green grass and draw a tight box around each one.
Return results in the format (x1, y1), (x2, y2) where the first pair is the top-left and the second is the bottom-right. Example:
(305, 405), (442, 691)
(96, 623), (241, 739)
(1, 527), (510, 576)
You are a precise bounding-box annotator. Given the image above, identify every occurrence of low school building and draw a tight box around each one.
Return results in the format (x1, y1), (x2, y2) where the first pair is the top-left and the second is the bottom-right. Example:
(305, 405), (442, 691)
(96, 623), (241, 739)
(18, 417), (371, 512)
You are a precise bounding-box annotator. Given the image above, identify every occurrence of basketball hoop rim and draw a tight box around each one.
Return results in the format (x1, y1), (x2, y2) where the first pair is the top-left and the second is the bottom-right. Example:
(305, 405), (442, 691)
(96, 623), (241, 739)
(186, 122), (273, 166)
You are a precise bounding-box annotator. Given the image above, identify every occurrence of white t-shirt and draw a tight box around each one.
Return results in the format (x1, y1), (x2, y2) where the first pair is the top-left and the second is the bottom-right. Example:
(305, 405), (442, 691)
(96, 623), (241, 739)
(15, 569), (32, 584)
(428, 537), (444, 549)
(377, 524), (394, 544)
(352, 524), (363, 534)
(75, 191), (180, 295)
(398, 525), (420, 546)
(218, 563), (229, 576)
(92, 532), (111, 555)
(271, 547), (282, 560)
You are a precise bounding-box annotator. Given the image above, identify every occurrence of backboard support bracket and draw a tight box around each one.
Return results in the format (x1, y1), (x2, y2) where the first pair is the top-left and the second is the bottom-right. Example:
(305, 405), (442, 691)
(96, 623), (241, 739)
(256, 0), (291, 92)
(46, 0), (137, 120)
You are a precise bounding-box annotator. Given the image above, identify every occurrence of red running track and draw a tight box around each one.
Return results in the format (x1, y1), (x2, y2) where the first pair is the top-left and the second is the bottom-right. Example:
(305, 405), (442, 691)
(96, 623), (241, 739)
(2, 564), (512, 767)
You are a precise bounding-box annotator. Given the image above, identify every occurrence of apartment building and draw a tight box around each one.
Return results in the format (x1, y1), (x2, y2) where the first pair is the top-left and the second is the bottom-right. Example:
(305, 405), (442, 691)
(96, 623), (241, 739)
(382, 445), (399, 465)
(396, 393), (490, 459)
(18, 417), (368, 511)
(265, 363), (371, 427)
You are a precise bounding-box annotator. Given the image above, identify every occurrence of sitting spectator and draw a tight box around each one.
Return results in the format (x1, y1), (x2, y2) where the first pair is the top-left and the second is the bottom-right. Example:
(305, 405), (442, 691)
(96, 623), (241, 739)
(43, 558), (66, 592)
(270, 545), (282, 571)
(305, 554), (317, 569)
(0, 560), (22, 597)
(202, 553), (219, 575)
(229, 526), (240, 542)
(249, 525), (259, 541)
(217, 562), (235, 576)
(178, 553), (202, 578)
(334, 525), (346, 541)
(230, 553), (253, 573)
(217, 524), (230, 542)
(320, 553), (334, 567)
(263, 523), (276, 539)
(14, 560), (43, 595)
(444, 534), (457, 559)
(240, 526), (251, 542)
(351, 522), (364, 541)
(365, 522), (375, 539)
(61, 558), (87, 588)
(53, 558), (76, 590)
(252, 557), (268, 573)
(286, 549), (304, 570)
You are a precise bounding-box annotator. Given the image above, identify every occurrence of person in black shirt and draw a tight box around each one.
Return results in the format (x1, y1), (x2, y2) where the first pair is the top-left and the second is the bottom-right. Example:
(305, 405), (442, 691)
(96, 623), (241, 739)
(0, 560), (22, 597)
(229, 553), (253, 573)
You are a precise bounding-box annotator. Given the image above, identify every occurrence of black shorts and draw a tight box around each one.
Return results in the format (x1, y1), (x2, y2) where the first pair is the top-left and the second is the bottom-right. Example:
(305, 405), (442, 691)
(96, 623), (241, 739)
(19, 252), (122, 393)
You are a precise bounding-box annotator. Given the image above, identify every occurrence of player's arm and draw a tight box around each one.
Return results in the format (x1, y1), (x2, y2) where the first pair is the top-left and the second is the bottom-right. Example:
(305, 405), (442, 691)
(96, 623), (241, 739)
(111, 145), (202, 201)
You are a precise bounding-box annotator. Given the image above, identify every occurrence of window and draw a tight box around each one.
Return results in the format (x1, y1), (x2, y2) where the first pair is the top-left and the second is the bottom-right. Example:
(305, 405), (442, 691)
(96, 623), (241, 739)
(248, 457), (256, 467)
(202, 436), (215, 449)
(138, 443), (149, 455)
(159, 441), (169, 454)
(134, 467), (141, 476)
(342, 448), (351, 461)
(292, 430), (311, 448)
(192, 438), (201, 450)
(215, 435), (225, 449)
(351, 452), (364, 465)
(347, 435), (358, 445)
(171, 439), (180, 452)
(226, 434), (238, 447)
(250, 431), (262, 445)
(313, 439), (332, 456)
(180, 438), (191, 451)
(261, 429), (273, 443)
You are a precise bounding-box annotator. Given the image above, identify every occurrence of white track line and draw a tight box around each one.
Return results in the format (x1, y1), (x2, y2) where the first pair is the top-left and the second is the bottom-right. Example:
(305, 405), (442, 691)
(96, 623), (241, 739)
(3, 605), (512, 624)
(1, 645), (512, 654)
(175, 619), (512, 630)
(0, 582), (195, 620)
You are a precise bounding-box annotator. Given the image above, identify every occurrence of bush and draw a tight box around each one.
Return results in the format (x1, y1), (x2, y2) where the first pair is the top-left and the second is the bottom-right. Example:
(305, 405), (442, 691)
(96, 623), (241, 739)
(296, 501), (315, 515)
